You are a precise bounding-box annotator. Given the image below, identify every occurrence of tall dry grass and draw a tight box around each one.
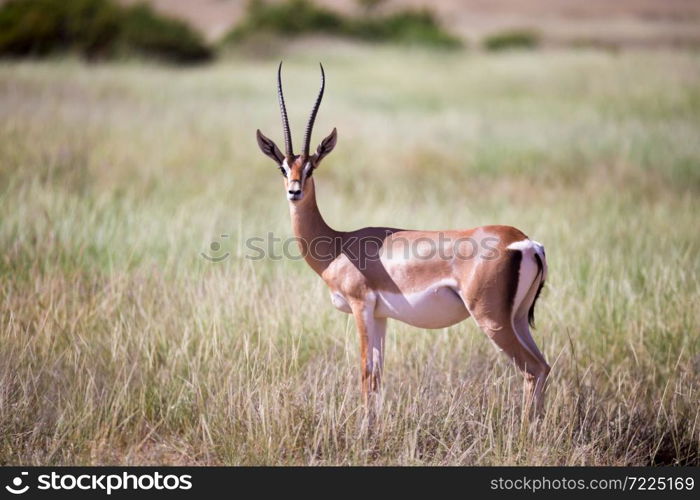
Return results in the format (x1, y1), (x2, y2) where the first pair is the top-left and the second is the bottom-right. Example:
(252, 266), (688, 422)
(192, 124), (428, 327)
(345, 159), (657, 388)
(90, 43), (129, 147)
(0, 44), (698, 464)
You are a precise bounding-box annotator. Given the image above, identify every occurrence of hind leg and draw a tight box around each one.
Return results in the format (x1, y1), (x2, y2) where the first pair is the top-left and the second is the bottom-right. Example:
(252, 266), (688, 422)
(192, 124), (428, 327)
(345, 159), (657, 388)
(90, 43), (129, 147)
(512, 314), (550, 415)
(511, 260), (550, 415)
(472, 309), (550, 416)
(459, 243), (550, 416)
(460, 250), (550, 415)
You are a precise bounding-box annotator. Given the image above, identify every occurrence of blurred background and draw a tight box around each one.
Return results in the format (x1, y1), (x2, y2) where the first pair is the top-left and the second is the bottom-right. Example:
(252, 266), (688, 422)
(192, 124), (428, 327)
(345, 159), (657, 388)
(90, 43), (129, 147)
(128, 0), (700, 49)
(3, 0), (700, 61)
(0, 0), (698, 465)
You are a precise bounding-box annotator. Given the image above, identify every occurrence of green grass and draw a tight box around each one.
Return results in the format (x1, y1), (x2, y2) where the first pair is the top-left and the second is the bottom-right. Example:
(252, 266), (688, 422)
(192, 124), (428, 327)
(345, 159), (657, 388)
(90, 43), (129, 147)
(0, 45), (699, 464)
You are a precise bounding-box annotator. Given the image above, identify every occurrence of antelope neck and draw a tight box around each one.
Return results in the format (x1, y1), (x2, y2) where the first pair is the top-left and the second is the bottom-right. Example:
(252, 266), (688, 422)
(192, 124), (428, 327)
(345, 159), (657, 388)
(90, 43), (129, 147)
(288, 179), (339, 275)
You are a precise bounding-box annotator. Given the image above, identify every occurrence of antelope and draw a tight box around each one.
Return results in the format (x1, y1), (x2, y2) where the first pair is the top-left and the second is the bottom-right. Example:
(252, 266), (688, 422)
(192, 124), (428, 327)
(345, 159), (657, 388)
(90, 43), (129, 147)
(256, 63), (551, 415)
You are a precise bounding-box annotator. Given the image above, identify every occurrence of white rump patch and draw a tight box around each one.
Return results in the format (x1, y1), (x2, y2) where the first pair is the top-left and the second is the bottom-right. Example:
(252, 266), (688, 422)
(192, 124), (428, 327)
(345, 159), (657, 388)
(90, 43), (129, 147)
(507, 238), (547, 360)
(509, 240), (539, 316)
(507, 239), (547, 282)
(507, 239), (533, 251)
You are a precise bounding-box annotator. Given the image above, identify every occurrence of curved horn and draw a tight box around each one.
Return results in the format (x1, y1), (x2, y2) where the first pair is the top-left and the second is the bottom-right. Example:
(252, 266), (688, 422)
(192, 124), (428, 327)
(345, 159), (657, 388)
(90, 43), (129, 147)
(302, 63), (325, 159)
(277, 61), (294, 160)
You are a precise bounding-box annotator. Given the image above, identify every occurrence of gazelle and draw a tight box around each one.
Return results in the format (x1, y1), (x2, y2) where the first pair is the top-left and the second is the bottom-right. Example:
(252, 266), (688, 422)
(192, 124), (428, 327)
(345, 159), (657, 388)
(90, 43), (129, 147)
(256, 63), (550, 414)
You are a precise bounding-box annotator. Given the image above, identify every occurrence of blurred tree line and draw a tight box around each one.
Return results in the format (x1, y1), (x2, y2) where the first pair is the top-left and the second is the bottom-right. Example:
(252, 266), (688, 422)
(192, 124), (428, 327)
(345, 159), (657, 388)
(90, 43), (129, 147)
(1, 0), (540, 64)
(227, 0), (461, 48)
(0, 0), (212, 63)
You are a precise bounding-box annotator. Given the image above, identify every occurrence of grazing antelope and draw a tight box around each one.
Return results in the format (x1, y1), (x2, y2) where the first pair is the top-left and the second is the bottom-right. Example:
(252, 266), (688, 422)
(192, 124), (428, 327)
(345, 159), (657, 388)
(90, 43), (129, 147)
(256, 63), (550, 414)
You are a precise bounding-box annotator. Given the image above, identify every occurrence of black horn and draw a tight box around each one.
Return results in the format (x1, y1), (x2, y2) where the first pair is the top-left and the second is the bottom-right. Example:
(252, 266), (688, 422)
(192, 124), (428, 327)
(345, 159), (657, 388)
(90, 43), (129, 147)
(302, 63), (325, 159)
(277, 61), (294, 160)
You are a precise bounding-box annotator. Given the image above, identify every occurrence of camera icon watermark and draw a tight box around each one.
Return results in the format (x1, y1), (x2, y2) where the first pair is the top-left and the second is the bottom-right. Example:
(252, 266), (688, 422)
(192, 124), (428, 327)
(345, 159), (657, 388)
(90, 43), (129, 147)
(5, 472), (29, 495)
(201, 234), (231, 262)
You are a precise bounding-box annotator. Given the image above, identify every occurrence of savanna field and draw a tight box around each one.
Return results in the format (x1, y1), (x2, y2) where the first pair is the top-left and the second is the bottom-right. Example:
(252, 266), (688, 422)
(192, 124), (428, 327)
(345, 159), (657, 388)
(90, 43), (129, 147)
(0, 44), (699, 465)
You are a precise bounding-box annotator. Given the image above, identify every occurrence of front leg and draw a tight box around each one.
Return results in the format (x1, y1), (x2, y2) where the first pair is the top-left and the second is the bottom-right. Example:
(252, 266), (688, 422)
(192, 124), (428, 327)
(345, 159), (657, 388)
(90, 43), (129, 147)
(350, 298), (387, 405)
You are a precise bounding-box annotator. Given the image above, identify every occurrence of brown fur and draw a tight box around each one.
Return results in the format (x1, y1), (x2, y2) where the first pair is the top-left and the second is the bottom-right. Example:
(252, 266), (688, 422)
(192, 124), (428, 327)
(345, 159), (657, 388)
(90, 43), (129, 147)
(256, 71), (549, 416)
(286, 177), (549, 414)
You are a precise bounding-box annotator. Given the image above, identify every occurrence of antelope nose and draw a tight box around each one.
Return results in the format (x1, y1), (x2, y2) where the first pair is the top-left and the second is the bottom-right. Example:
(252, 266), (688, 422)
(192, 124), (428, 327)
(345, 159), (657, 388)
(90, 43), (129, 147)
(288, 188), (301, 195)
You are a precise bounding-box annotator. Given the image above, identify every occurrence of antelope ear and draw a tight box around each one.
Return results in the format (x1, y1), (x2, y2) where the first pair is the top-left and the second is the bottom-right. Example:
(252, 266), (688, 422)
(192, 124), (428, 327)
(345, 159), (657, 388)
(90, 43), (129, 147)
(314, 128), (337, 164)
(256, 129), (284, 165)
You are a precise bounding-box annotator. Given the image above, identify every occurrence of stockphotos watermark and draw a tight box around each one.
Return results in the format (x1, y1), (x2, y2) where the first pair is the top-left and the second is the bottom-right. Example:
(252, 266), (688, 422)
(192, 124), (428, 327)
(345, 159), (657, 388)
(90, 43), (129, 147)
(4, 470), (192, 495)
(201, 232), (502, 268)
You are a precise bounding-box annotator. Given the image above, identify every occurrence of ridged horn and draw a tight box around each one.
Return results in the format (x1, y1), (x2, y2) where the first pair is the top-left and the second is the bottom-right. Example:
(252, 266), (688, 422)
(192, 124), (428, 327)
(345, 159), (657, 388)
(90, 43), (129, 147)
(277, 61), (294, 160)
(301, 63), (325, 159)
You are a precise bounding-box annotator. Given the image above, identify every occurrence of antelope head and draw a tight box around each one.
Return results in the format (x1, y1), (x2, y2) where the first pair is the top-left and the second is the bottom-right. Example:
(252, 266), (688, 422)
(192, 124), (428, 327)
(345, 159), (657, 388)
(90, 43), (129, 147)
(256, 62), (337, 202)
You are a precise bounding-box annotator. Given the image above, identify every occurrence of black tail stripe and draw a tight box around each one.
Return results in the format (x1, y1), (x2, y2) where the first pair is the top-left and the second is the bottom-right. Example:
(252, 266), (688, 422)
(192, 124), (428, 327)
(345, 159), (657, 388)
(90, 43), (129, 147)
(528, 253), (545, 328)
(507, 249), (523, 312)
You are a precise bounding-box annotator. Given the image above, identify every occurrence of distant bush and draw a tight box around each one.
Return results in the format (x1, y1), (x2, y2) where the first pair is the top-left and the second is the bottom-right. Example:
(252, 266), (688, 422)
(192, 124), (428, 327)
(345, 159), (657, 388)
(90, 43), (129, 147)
(0, 0), (212, 63)
(346, 9), (461, 48)
(483, 29), (539, 51)
(226, 0), (343, 41)
(0, 0), (122, 58)
(120, 4), (213, 63)
(226, 0), (461, 49)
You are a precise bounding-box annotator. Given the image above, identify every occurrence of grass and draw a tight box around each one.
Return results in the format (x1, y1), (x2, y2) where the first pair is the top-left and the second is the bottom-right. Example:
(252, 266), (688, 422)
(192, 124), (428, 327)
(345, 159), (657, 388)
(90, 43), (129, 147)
(0, 44), (699, 465)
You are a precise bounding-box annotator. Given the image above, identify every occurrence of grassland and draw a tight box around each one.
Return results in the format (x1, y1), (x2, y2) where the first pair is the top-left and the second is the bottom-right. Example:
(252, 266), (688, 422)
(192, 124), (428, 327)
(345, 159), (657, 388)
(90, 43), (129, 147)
(0, 43), (699, 465)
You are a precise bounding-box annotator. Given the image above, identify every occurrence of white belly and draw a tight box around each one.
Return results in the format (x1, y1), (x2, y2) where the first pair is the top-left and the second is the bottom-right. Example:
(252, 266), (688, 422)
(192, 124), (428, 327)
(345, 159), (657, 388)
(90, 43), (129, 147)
(374, 284), (470, 329)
